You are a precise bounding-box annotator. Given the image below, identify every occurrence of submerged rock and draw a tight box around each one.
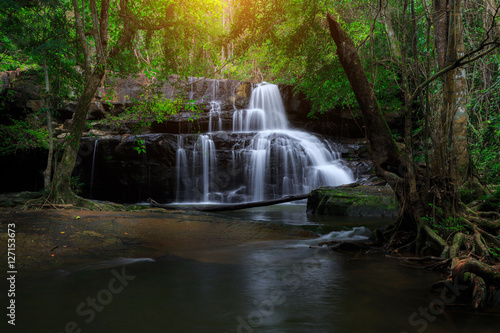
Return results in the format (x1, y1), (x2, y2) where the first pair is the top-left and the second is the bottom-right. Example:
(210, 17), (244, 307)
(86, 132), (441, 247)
(307, 185), (399, 218)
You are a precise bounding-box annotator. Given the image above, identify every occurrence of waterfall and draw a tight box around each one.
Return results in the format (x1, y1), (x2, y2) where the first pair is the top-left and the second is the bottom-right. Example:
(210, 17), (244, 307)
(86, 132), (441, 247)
(90, 139), (99, 199)
(208, 101), (222, 132)
(175, 136), (187, 202)
(173, 82), (353, 203)
(208, 80), (222, 132)
(199, 135), (217, 201)
(233, 82), (288, 131)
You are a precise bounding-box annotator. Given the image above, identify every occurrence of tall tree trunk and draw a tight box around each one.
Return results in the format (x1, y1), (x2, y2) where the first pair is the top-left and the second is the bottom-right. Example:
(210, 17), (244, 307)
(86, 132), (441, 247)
(445, 0), (468, 186)
(382, 2), (401, 59)
(42, 53), (53, 190)
(434, 0), (449, 69)
(431, 0), (468, 213)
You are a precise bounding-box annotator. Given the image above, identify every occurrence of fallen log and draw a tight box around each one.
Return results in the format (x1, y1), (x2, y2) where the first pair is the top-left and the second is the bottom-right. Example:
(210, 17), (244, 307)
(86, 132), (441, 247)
(149, 193), (309, 212)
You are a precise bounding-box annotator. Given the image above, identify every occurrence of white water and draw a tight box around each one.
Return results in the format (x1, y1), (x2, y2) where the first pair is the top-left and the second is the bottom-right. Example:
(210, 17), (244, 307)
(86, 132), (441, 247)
(90, 139), (99, 199)
(233, 82), (288, 131)
(174, 82), (354, 203)
(208, 101), (222, 132)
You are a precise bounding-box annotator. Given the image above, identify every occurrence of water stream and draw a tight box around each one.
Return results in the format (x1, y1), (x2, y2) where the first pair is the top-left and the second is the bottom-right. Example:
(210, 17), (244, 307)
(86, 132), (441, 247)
(4, 206), (498, 333)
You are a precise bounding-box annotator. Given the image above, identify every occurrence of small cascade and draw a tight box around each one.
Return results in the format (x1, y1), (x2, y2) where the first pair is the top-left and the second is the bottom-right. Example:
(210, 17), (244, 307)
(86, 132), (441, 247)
(208, 80), (222, 132)
(233, 82), (288, 131)
(90, 139), (99, 199)
(173, 81), (353, 203)
(208, 101), (222, 132)
(248, 135), (270, 201)
(176, 134), (218, 202)
(198, 135), (217, 201)
(175, 136), (187, 202)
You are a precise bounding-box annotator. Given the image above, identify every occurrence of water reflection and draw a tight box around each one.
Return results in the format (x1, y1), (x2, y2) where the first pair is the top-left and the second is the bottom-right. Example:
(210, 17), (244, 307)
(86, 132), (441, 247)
(3, 206), (499, 333)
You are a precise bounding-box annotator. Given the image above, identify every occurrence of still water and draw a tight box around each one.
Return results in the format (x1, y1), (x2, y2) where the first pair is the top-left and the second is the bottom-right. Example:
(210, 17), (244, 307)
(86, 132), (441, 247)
(4, 205), (499, 333)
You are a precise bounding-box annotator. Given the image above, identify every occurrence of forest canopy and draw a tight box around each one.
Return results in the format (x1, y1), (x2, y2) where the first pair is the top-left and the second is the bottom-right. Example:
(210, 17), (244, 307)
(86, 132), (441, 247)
(2, 0), (499, 182)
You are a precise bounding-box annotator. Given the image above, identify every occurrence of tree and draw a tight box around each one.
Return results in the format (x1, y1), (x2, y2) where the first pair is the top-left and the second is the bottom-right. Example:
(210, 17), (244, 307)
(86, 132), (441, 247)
(47, 0), (109, 204)
(327, 0), (500, 307)
(0, 0), (78, 190)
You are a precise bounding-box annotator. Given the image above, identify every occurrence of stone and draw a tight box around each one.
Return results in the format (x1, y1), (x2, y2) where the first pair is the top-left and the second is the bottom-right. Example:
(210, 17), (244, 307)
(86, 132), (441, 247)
(26, 100), (44, 112)
(88, 102), (106, 120)
(63, 119), (73, 129)
(307, 185), (399, 218)
(89, 129), (110, 137)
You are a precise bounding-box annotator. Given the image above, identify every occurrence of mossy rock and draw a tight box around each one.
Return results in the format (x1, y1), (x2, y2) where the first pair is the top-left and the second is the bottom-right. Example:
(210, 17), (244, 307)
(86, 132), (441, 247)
(307, 185), (399, 218)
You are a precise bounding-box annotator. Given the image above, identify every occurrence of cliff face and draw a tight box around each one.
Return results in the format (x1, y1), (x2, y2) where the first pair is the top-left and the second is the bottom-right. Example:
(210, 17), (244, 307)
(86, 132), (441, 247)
(0, 71), (374, 198)
(1, 70), (369, 138)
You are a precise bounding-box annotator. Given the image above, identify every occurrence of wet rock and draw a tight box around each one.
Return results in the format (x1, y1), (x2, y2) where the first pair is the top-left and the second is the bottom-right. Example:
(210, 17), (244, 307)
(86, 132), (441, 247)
(88, 102), (106, 120)
(307, 185), (399, 218)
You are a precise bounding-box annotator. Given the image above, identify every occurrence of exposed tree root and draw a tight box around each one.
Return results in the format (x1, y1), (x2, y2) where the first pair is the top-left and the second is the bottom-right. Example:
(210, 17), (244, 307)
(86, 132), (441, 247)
(382, 214), (500, 311)
(471, 274), (487, 310)
(451, 258), (500, 285)
(473, 230), (490, 259)
(469, 216), (500, 231)
(414, 223), (449, 257)
(477, 211), (500, 220)
(23, 193), (124, 211)
(450, 232), (467, 258)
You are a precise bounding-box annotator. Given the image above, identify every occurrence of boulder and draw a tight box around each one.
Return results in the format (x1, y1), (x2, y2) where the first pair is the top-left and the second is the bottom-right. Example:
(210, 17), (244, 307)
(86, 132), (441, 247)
(307, 185), (399, 218)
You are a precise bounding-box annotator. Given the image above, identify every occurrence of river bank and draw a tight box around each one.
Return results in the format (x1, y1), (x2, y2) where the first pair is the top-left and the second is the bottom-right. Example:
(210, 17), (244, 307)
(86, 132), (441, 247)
(0, 207), (316, 273)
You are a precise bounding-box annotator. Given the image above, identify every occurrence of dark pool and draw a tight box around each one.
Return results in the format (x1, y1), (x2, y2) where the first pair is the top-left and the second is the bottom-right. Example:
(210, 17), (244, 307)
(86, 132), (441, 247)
(3, 205), (498, 333)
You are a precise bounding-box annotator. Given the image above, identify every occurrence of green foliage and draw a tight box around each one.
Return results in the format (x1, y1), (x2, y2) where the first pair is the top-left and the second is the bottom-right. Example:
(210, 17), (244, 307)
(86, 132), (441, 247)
(0, 117), (48, 154)
(423, 203), (470, 236)
(423, 215), (469, 236)
(469, 113), (500, 184)
(100, 91), (201, 134)
(133, 138), (146, 155)
(129, 94), (186, 124)
(301, 61), (358, 116)
(489, 246), (500, 259)
(70, 175), (84, 195)
(480, 189), (500, 212)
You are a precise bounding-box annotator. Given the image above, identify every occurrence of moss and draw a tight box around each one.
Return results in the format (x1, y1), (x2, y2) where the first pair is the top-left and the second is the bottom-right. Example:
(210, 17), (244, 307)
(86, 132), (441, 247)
(308, 185), (399, 217)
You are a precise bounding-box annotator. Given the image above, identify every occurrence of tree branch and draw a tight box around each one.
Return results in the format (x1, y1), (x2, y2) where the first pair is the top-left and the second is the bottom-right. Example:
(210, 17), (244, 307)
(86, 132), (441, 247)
(409, 39), (500, 105)
(71, 0), (90, 77)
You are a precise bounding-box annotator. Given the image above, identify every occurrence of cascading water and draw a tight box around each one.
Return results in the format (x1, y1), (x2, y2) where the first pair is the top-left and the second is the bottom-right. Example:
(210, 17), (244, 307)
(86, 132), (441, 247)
(208, 80), (222, 132)
(208, 101), (222, 132)
(174, 82), (353, 203)
(90, 139), (99, 199)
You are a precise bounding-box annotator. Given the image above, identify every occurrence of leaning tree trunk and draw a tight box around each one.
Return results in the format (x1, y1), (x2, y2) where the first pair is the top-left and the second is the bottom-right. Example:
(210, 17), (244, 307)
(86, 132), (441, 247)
(48, 68), (105, 203)
(326, 13), (423, 230)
